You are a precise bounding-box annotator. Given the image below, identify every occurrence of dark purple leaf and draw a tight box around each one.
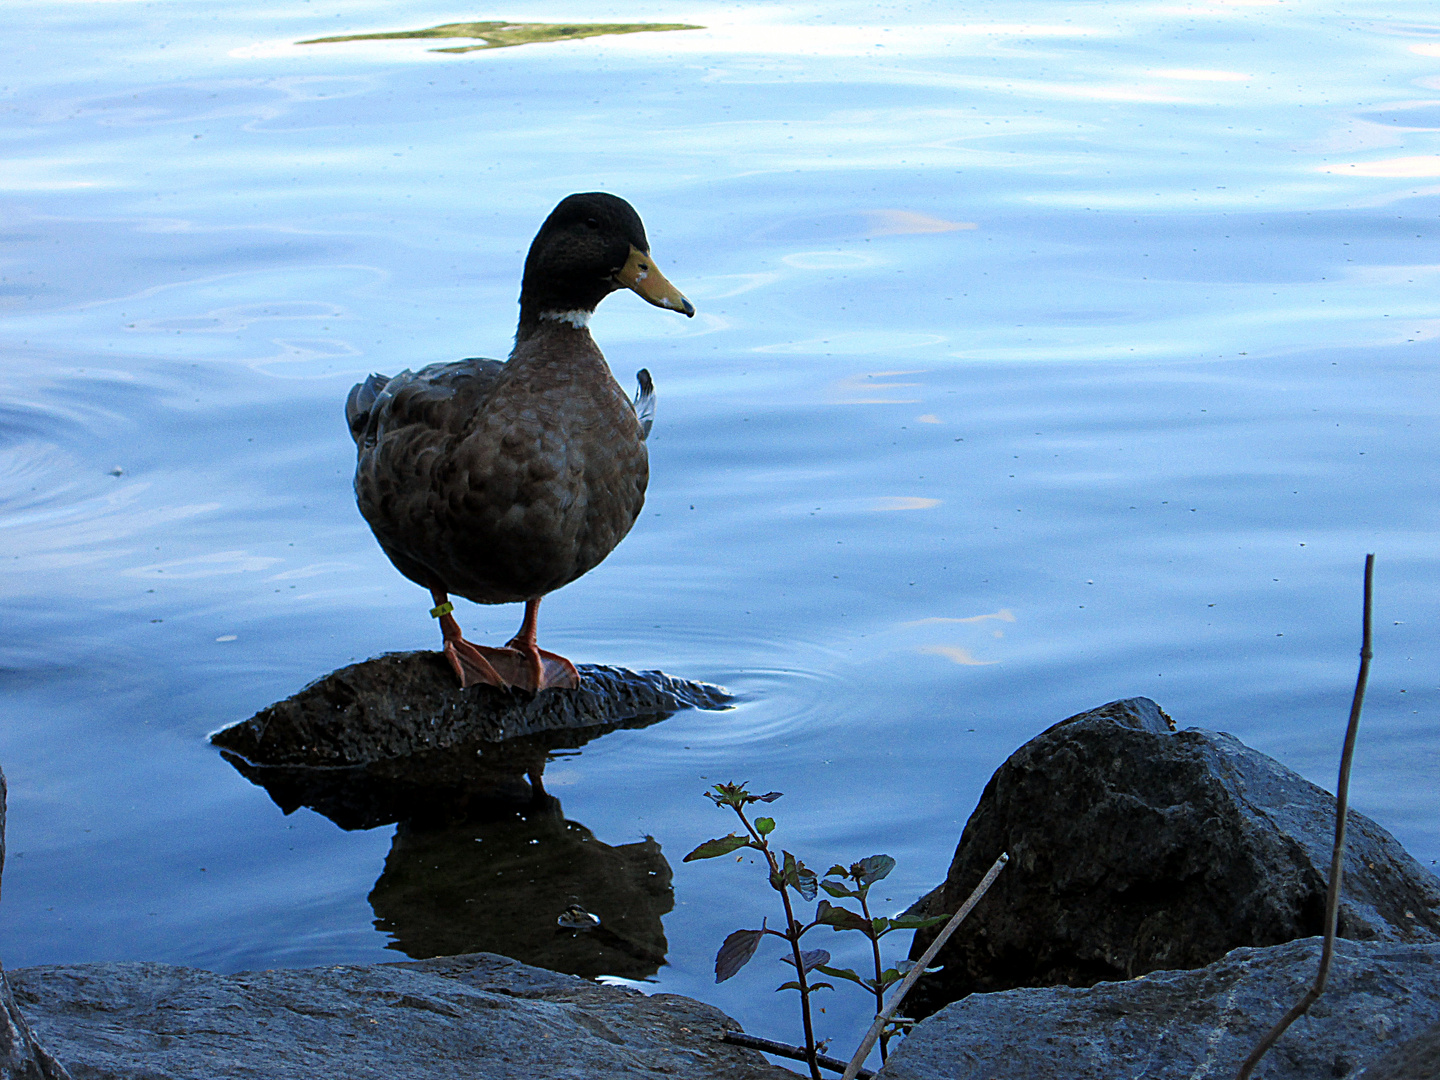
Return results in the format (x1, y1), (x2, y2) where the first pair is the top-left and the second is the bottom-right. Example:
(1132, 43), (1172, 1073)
(714, 928), (764, 982)
(779, 948), (831, 973)
(756, 791), (783, 803)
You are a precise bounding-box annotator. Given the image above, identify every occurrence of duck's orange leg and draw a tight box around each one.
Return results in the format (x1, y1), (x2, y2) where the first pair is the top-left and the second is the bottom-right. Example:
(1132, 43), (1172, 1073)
(430, 591), (578, 692)
(504, 597), (580, 691)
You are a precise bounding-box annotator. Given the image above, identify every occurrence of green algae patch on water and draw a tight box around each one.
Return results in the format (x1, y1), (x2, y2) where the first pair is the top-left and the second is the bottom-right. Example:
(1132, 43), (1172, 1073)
(297, 21), (702, 54)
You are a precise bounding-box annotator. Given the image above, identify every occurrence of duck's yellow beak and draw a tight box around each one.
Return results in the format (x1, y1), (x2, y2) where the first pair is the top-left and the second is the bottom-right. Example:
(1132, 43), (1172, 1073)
(615, 245), (695, 317)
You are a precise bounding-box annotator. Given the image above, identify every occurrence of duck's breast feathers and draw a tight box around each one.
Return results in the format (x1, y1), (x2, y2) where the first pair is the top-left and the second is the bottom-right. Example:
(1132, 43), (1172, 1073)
(346, 358), (505, 449)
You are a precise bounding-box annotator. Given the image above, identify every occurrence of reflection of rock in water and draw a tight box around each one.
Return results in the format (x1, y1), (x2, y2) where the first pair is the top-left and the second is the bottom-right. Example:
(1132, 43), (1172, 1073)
(369, 797), (672, 979)
(223, 727), (597, 832)
(213, 653), (726, 981)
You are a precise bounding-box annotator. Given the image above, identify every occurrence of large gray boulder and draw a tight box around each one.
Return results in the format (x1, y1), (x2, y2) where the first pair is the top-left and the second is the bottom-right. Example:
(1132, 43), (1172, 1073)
(879, 937), (1440, 1080)
(10, 952), (795, 1080)
(1359, 1018), (1440, 1079)
(907, 698), (1440, 1015)
(0, 769), (70, 1080)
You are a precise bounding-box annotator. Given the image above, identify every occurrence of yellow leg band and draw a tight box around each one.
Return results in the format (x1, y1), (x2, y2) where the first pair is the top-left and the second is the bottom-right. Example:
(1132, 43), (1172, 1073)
(430, 601), (454, 618)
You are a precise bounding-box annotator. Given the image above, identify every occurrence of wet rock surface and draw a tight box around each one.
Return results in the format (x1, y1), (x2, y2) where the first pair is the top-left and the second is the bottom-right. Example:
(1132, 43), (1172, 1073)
(209, 652), (731, 768)
(10, 952), (796, 1080)
(1359, 1018), (1440, 1079)
(907, 697), (1440, 1016)
(879, 937), (1440, 1080)
(0, 769), (71, 1080)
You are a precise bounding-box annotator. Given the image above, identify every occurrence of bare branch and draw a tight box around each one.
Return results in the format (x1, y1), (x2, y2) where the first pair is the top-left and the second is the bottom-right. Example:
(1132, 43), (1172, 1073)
(840, 851), (1009, 1080)
(1236, 553), (1374, 1080)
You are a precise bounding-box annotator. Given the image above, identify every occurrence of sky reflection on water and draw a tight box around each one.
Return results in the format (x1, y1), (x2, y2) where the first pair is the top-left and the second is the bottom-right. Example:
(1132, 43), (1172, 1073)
(3, 0), (1440, 1058)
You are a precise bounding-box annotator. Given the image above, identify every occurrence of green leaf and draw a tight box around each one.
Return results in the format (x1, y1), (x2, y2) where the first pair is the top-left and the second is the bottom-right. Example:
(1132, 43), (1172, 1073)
(820, 880), (856, 899)
(854, 855), (896, 887)
(888, 914), (950, 931)
(683, 834), (751, 861)
(826, 864), (850, 878)
(871, 916), (892, 936)
(814, 901), (871, 933)
(815, 964), (866, 987)
(755, 817), (776, 836)
(714, 928), (763, 982)
(774, 980), (803, 992)
(703, 782), (751, 807)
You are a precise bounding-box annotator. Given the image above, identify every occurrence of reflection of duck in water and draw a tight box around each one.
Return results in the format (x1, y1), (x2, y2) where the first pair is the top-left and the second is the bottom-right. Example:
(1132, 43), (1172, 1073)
(369, 798), (673, 979)
(346, 193), (694, 691)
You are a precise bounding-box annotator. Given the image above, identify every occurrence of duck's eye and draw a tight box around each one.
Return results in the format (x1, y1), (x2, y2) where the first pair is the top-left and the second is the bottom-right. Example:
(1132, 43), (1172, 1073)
(585, 217), (599, 230)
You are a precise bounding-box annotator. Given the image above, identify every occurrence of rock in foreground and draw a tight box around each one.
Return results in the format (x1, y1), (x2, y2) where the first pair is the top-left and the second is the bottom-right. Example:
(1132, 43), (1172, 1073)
(210, 653), (730, 767)
(907, 697), (1440, 1015)
(879, 937), (1440, 1080)
(11, 952), (794, 1080)
(0, 767), (71, 1080)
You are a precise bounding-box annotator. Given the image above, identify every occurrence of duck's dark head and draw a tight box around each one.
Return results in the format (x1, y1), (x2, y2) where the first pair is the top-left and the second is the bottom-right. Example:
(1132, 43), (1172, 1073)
(517, 192), (694, 339)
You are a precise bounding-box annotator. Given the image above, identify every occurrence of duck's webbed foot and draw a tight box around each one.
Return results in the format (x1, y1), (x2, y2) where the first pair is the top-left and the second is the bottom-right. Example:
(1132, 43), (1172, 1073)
(443, 636), (513, 689)
(502, 595), (580, 691)
(431, 591), (579, 692)
(502, 639), (580, 692)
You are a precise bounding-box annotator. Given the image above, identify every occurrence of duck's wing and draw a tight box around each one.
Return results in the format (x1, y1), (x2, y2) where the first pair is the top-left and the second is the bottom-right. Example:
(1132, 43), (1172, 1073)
(632, 368), (656, 440)
(346, 358), (505, 449)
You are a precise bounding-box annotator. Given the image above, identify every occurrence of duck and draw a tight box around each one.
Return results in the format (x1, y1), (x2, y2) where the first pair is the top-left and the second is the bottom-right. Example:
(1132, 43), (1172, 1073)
(345, 192), (693, 692)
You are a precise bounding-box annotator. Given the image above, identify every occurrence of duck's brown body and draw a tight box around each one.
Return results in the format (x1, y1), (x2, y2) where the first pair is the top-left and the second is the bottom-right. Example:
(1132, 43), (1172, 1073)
(352, 322), (648, 605)
(345, 191), (689, 692)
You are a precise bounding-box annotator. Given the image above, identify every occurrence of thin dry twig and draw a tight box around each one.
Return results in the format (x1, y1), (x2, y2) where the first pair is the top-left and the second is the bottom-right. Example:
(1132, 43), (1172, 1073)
(1236, 553), (1374, 1080)
(719, 1031), (875, 1078)
(840, 851), (1010, 1080)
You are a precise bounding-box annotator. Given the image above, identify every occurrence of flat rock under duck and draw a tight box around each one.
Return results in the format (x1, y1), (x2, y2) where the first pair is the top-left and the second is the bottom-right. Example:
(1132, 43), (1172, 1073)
(346, 192), (692, 692)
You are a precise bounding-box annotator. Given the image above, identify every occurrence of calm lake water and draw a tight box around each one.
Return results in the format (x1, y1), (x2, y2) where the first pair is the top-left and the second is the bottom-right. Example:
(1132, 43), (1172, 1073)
(3, 0), (1439, 1061)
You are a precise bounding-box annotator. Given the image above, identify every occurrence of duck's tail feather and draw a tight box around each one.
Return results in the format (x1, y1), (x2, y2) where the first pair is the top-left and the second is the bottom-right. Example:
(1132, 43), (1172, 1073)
(633, 368), (656, 440)
(345, 373), (390, 445)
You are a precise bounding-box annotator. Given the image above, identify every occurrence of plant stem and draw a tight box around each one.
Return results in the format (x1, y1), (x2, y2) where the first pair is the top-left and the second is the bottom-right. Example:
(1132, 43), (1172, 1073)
(732, 805), (822, 1080)
(856, 892), (888, 1060)
(1236, 554), (1374, 1080)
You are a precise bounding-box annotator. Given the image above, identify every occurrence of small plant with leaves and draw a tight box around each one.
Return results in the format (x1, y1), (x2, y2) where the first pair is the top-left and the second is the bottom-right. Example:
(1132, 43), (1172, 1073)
(684, 782), (830, 1078)
(685, 782), (947, 1077)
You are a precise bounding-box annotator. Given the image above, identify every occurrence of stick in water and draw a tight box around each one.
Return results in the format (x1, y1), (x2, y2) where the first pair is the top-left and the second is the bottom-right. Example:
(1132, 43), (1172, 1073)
(840, 851), (1009, 1080)
(1236, 553), (1374, 1080)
